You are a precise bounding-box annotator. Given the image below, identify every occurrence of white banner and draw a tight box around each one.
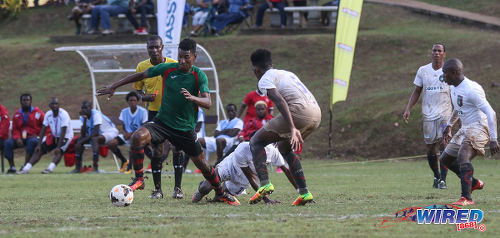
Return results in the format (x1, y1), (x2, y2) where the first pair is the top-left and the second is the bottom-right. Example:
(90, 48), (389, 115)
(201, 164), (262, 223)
(157, 0), (185, 60)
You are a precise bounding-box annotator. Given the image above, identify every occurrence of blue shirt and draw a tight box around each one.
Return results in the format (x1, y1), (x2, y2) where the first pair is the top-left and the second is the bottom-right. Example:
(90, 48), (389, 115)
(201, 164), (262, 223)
(228, 0), (249, 14)
(119, 106), (148, 133)
(215, 117), (244, 139)
(80, 109), (116, 135)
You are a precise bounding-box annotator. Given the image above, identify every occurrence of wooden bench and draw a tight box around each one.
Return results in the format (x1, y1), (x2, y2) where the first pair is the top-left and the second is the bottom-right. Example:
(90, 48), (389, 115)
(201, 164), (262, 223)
(80, 13), (157, 35)
(267, 6), (338, 27)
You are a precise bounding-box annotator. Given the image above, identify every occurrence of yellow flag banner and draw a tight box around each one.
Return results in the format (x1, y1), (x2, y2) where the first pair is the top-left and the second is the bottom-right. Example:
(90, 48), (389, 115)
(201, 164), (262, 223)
(330, 0), (364, 108)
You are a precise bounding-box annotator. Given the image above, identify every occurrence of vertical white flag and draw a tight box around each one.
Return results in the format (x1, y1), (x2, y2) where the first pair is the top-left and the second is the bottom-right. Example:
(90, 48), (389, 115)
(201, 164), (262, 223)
(157, 0), (186, 60)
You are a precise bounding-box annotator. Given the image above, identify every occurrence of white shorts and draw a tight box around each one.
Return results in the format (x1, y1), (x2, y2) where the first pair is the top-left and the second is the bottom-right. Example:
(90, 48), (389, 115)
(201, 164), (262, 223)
(102, 128), (119, 144)
(204, 136), (235, 154)
(423, 118), (448, 144)
(216, 160), (249, 196)
(444, 122), (489, 157)
(192, 11), (209, 26)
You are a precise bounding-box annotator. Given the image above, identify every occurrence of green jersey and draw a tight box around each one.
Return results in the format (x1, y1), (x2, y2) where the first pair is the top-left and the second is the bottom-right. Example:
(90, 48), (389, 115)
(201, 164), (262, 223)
(147, 63), (209, 131)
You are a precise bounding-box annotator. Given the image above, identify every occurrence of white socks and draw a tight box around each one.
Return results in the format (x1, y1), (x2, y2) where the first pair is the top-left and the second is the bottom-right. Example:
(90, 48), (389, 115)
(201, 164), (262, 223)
(47, 162), (56, 172)
(23, 163), (32, 171)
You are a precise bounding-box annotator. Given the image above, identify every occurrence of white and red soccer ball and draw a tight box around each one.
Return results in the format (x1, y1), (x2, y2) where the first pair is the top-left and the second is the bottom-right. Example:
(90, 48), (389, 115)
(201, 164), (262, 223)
(109, 184), (134, 207)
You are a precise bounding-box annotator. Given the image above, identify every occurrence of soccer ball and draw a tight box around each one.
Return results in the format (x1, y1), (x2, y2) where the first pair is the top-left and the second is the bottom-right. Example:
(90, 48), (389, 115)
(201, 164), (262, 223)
(109, 184), (134, 207)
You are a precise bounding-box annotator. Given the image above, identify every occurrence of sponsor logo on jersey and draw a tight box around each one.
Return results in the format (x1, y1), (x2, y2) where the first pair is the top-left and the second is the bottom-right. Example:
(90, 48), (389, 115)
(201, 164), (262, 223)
(439, 75), (444, 82)
(457, 95), (463, 107)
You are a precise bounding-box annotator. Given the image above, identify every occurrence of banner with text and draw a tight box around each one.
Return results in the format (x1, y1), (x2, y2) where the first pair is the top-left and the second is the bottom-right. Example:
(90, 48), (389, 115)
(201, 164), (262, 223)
(331, 0), (363, 108)
(157, 0), (185, 60)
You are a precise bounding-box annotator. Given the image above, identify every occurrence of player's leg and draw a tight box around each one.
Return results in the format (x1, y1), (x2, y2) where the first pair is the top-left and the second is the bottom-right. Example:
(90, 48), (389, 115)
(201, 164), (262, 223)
(107, 137), (128, 172)
(192, 166), (219, 203)
(17, 139), (51, 174)
(172, 146), (184, 199)
(453, 142), (477, 205)
(438, 136), (449, 188)
(426, 143), (441, 188)
(43, 138), (71, 174)
(24, 137), (38, 166)
(149, 142), (164, 198)
(128, 127), (152, 191)
(73, 136), (90, 173)
(91, 135), (107, 172)
(214, 138), (227, 165)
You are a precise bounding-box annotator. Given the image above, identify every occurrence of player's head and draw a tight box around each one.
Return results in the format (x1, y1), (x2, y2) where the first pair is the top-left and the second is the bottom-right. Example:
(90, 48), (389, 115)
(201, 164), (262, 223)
(226, 104), (237, 119)
(147, 35), (164, 63)
(80, 100), (92, 117)
(178, 38), (197, 72)
(442, 58), (463, 86)
(49, 97), (60, 113)
(255, 101), (267, 119)
(20, 93), (32, 110)
(251, 49), (272, 79)
(126, 91), (140, 109)
(431, 43), (446, 64)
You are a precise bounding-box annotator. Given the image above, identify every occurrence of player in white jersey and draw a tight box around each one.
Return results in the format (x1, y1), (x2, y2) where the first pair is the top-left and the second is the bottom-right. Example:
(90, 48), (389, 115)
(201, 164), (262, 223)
(439, 58), (498, 206)
(248, 49), (321, 206)
(191, 142), (298, 203)
(403, 43), (451, 189)
(17, 98), (74, 174)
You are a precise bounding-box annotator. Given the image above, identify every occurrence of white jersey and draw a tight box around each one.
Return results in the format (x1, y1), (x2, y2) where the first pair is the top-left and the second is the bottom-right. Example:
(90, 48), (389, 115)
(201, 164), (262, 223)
(450, 77), (488, 128)
(258, 69), (318, 111)
(43, 108), (74, 139)
(413, 63), (452, 121)
(218, 142), (286, 184)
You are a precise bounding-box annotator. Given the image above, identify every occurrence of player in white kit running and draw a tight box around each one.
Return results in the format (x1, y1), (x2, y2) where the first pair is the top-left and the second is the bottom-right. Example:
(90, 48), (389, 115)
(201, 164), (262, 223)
(403, 43), (451, 189)
(440, 58), (498, 206)
(191, 142), (298, 203)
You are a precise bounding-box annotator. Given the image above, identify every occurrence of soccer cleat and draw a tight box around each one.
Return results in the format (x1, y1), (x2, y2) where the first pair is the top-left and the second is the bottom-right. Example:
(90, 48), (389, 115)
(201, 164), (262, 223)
(214, 192), (240, 205)
(16, 170), (29, 174)
(68, 168), (81, 174)
(292, 192), (315, 206)
(249, 183), (275, 204)
(6, 168), (16, 174)
(438, 180), (447, 189)
(129, 177), (145, 191)
(120, 161), (129, 173)
(172, 187), (184, 199)
(432, 178), (440, 189)
(191, 190), (208, 203)
(472, 179), (484, 192)
(145, 164), (152, 173)
(41, 169), (52, 174)
(452, 197), (475, 206)
(149, 189), (164, 199)
(124, 169), (132, 174)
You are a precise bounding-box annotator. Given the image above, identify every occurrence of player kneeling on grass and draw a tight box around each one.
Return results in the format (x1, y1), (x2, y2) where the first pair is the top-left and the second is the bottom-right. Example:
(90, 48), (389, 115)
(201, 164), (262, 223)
(192, 142), (298, 204)
(17, 97), (74, 174)
(96, 38), (239, 205)
(439, 58), (499, 206)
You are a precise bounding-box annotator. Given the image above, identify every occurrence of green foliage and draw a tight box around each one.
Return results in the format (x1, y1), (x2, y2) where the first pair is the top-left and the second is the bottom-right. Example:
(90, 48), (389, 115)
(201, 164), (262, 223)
(0, 0), (23, 19)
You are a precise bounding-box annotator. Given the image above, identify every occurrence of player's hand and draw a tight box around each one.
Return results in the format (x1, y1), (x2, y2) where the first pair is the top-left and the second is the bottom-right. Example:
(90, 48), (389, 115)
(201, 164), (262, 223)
(290, 128), (304, 151)
(403, 110), (410, 124)
(130, 7), (136, 14)
(142, 94), (156, 102)
(490, 140), (499, 155)
(96, 85), (116, 100)
(180, 88), (194, 101)
(124, 132), (132, 140)
(442, 126), (452, 144)
(263, 196), (280, 204)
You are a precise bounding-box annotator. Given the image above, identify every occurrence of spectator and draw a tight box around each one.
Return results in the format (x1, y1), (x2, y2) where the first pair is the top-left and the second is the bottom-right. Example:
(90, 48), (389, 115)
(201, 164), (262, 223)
(70, 101), (122, 173)
(254, 0), (287, 29)
(183, 2), (191, 28)
(126, 0), (155, 35)
(189, 0), (219, 37)
(69, 0), (103, 35)
(292, 0), (307, 20)
(113, 91), (148, 173)
(17, 97), (74, 174)
(199, 104), (243, 165)
(212, 0), (251, 36)
(238, 101), (273, 142)
(3, 94), (45, 174)
(0, 105), (9, 160)
(237, 89), (274, 124)
(88, 0), (130, 35)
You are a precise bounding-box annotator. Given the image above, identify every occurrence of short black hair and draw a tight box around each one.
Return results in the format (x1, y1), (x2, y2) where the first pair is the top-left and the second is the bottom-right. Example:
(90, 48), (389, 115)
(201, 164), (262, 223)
(226, 103), (237, 111)
(20, 93), (32, 103)
(251, 49), (272, 69)
(126, 91), (140, 102)
(433, 43), (446, 52)
(147, 35), (163, 45)
(82, 100), (92, 108)
(179, 38), (197, 53)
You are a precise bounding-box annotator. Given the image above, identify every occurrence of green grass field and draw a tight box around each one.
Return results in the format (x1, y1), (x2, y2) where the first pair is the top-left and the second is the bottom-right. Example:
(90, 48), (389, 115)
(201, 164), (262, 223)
(1, 157), (499, 237)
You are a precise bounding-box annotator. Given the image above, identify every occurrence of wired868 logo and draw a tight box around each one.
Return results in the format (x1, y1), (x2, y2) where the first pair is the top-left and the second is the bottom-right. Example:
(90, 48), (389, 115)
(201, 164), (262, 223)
(379, 204), (486, 232)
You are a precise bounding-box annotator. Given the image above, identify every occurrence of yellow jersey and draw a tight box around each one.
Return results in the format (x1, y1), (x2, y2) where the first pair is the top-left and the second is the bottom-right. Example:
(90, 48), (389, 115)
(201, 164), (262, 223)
(133, 57), (177, 111)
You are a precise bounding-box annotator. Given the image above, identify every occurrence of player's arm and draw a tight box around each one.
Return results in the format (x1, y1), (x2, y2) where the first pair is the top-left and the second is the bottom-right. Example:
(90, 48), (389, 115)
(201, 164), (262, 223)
(478, 103), (499, 154)
(403, 86), (422, 123)
(443, 110), (459, 144)
(54, 126), (67, 158)
(241, 166), (260, 191)
(237, 103), (247, 118)
(266, 88), (303, 150)
(96, 71), (149, 99)
(180, 90), (211, 109)
(220, 128), (241, 137)
(91, 124), (100, 138)
(35, 125), (47, 151)
(280, 165), (298, 189)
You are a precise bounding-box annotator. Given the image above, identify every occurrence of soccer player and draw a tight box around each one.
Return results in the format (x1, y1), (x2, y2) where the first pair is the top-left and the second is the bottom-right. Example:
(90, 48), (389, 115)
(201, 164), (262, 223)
(70, 101), (122, 173)
(17, 97), (74, 174)
(439, 58), (498, 206)
(97, 38), (240, 205)
(3, 93), (45, 173)
(403, 43), (450, 189)
(133, 35), (186, 199)
(248, 49), (321, 205)
(192, 142), (298, 203)
(0, 105), (9, 159)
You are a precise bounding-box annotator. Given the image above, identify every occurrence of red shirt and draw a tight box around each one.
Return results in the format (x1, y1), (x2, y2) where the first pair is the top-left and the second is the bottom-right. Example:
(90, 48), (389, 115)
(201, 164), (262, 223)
(0, 105), (9, 140)
(11, 107), (45, 140)
(242, 90), (274, 124)
(238, 114), (273, 141)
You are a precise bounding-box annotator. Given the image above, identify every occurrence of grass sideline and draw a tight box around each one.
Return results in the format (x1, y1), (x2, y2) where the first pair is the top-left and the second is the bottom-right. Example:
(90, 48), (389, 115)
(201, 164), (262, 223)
(0, 158), (499, 237)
